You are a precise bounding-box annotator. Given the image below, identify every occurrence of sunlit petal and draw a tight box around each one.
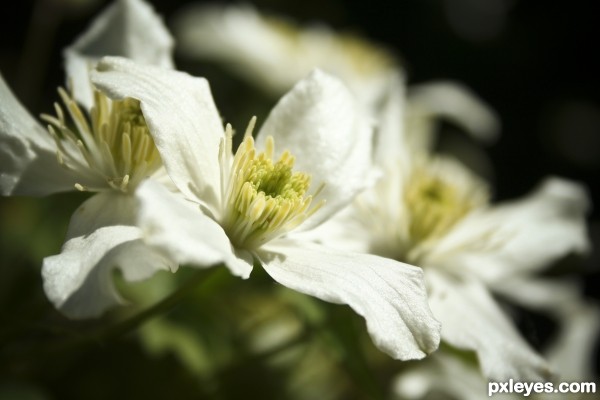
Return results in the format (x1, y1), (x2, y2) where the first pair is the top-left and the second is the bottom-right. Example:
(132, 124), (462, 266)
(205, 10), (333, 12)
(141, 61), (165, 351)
(93, 57), (224, 211)
(65, 0), (174, 108)
(136, 180), (253, 279)
(0, 75), (79, 196)
(258, 239), (441, 360)
(256, 69), (375, 228)
(42, 225), (173, 319)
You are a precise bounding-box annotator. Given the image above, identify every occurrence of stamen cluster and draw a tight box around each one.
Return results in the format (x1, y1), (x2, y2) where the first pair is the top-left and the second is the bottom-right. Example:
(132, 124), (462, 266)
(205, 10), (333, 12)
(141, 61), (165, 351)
(221, 127), (323, 249)
(42, 88), (161, 193)
(403, 157), (489, 256)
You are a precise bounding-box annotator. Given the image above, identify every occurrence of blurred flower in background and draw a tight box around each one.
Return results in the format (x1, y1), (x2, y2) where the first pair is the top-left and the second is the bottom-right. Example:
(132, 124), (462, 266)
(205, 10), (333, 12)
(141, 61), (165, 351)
(173, 3), (397, 109)
(0, 0), (598, 399)
(308, 70), (594, 385)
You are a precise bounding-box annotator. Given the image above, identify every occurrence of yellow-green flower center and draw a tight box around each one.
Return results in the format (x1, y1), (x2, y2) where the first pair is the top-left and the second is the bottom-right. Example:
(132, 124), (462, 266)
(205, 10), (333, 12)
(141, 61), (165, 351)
(401, 158), (489, 260)
(220, 126), (323, 250)
(41, 88), (161, 193)
(357, 157), (488, 263)
(405, 170), (473, 244)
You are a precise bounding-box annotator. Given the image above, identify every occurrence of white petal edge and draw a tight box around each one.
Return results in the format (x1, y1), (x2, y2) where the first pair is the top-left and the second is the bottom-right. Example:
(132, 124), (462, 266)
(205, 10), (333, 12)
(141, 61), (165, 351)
(0, 74), (78, 196)
(393, 351), (489, 400)
(493, 277), (600, 381)
(42, 225), (174, 319)
(173, 3), (395, 107)
(545, 300), (600, 381)
(65, 0), (174, 108)
(373, 71), (413, 166)
(65, 191), (138, 240)
(408, 81), (500, 143)
(257, 239), (441, 360)
(136, 179), (253, 279)
(256, 69), (375, 229)
(426, 269), (552, 381)
(92, 57), (224, 211)
(427, 177), (591, 283)
(172, 3), (298, 96)
(492, 276), (583, 314)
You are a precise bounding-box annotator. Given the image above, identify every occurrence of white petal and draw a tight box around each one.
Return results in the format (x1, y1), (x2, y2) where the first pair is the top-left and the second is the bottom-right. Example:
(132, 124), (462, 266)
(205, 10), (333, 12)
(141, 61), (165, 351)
(173, 3), (296, 95)
(428, 177), (590, 283)
(0, 75), (78, 196)
(173, 4), (394, 106)
(136, 180), (252, 279)
(291, 202), (372, 254)
(373, 71), (412, 166)
(65, 191), (138, 239)
(393, 351), (489, 400)
(426, 270), (552, 381)
(492, 277), (582, 314)
(256, 69), (375, 228)
(42, 225), (174, 319)
(375, 79), (499, 175)
(408, 81), (500, 143)
(494, 277), (600, 381)
(257, 239), (441, 360)
(546, 301), (600, 381)
(65, 0), (174, 108)
(92, 57), (224, 210)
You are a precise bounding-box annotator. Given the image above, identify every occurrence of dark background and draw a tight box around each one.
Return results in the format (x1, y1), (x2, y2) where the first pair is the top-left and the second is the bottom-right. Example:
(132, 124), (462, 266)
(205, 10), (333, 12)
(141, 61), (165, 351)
(0, 0), (598, 398)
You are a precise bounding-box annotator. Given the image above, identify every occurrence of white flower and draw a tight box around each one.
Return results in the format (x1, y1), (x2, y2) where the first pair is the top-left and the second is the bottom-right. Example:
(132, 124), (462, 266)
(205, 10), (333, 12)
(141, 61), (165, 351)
(392, 299), (599, 399)
(172, 3), (396, 108)
(310, 74), (590, 380)
(65, 0), (173, 109)
(0, 0), (177, 318)
(91, 56), (442, 360)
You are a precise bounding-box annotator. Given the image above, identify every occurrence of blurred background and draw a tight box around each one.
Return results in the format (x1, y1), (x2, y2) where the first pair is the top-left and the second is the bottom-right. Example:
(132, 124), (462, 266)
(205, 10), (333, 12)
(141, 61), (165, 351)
(0, 0), (598, 399)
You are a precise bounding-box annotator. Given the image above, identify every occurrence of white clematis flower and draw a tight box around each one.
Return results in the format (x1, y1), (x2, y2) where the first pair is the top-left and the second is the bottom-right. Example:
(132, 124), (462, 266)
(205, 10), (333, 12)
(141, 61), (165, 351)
(91, 56), (442, 361)
(65, 0), (173, 109)
(311, 74), (590, 381)
(393, 298), (599, 399)
(1, 0), (177, 318)
(172, 3), (396, 108)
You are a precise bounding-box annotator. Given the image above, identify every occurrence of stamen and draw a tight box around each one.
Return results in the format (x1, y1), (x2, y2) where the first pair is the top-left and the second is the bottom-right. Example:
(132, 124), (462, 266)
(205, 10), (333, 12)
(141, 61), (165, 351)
(405, 158), (488, 246)
(220, 124), (324, 249)
(42, 88), (162, 193)
(355, 157), (489, 263)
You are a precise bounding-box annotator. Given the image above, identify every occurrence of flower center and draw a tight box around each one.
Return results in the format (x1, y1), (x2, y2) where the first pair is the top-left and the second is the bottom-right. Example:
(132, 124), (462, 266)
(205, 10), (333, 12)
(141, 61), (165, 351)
(404, 157), (488, 250)
(41, 88), (161, 193)
(220, 122), (323, 249)
(356, 157), (488, 263)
